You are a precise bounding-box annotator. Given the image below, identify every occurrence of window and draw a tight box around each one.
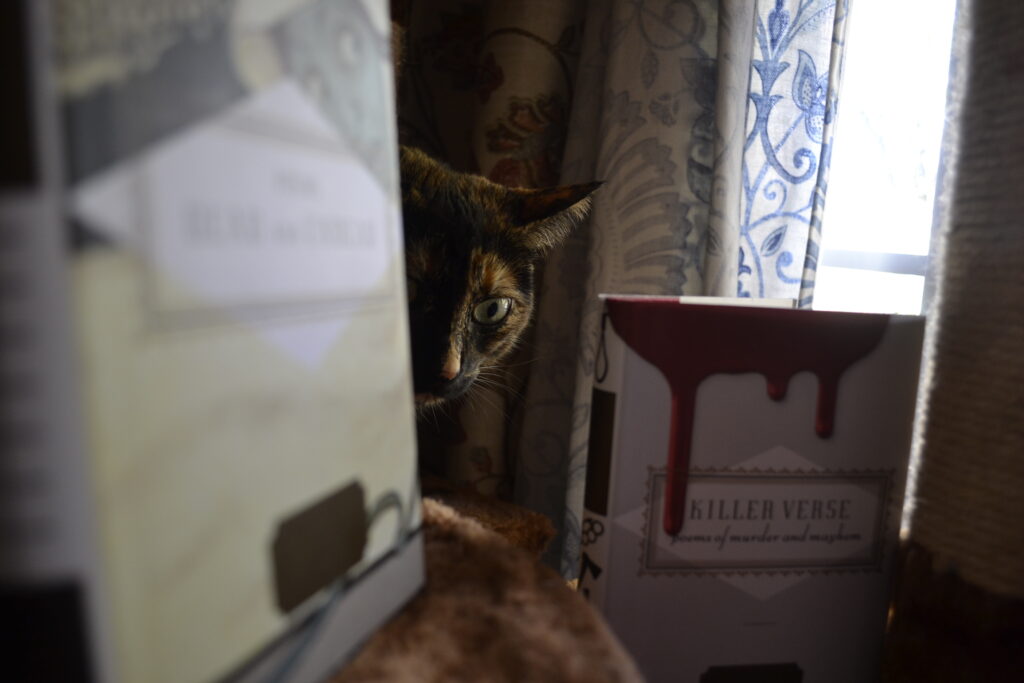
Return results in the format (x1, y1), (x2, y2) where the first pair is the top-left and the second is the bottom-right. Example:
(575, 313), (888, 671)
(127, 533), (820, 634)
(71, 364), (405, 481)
(812, 0), (958, 315)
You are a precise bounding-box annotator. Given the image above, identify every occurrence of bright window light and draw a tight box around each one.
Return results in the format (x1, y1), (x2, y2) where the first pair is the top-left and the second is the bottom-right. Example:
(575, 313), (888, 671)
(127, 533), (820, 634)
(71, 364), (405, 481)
(814, 0), (958, 314)
(813, 267), (925, 314)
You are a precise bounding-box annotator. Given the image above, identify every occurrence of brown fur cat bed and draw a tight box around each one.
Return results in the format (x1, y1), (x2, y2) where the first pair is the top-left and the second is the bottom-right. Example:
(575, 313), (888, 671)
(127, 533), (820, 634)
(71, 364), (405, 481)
(331, 498), (643, 683)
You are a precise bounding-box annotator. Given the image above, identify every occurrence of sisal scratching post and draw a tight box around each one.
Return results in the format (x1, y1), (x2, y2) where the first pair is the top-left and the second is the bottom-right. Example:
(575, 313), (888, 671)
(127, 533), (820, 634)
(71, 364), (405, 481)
(885, 0), (1024, 679)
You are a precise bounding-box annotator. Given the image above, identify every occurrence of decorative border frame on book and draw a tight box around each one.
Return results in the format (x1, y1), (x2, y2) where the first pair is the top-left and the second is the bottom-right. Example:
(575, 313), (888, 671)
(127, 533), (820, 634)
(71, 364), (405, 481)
(638, 467), (896, 577)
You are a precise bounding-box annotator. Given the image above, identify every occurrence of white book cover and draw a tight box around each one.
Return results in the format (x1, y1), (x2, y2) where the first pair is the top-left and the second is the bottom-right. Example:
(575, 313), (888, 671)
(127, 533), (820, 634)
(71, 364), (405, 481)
(581, 295), (923, 683)
(1, 2), (422, 682)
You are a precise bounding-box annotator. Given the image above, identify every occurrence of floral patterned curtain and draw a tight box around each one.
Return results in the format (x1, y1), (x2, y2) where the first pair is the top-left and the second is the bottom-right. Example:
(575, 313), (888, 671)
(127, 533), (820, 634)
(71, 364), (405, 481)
(395, 0), (850, 575)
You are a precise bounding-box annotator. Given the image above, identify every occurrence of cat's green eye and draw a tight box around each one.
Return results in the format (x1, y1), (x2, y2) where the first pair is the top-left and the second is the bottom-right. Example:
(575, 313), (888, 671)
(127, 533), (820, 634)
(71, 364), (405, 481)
(472, 297), (512, 325)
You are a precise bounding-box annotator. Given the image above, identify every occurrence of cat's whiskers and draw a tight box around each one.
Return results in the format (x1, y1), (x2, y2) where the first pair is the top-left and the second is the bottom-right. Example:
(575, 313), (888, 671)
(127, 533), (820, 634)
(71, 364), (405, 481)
(416, 399), (442, 432)
(500, 336), (565, 368)
(476, 365), (525, 402)
(465, 376), (517, 421)
(486, 355), (550, 370)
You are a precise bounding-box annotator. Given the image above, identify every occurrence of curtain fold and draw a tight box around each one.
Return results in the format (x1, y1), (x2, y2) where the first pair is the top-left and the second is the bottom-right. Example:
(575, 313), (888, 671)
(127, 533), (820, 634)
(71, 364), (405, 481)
(703, 0), (755, 296)
(736, 0), (848, 302)
(396, 0), (850, 575)
(518, 0), (721, 574)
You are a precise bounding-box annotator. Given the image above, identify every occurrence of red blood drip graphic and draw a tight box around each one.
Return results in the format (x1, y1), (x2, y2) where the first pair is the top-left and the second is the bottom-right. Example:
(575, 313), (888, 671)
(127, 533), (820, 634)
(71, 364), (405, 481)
(604, 299), (889, 537)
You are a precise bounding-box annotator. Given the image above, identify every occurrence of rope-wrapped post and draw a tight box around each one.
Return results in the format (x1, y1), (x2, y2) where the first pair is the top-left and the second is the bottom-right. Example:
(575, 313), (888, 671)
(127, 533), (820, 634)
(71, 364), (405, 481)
(885, 0), (1024, 679)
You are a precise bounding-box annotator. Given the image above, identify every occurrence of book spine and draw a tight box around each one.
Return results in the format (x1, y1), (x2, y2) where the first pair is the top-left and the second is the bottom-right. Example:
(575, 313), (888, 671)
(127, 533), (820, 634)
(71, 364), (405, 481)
(578, 308), (623, 611)
(0, 2), (107, 680)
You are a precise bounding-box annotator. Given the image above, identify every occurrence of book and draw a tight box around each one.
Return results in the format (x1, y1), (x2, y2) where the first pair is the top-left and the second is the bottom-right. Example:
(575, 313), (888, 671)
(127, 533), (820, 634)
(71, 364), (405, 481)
(580, 295), (924, 682)
(0, 1), (422, 681)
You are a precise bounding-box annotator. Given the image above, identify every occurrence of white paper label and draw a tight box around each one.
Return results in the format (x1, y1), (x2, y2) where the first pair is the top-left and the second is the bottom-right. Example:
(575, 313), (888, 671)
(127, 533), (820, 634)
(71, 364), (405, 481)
(141, 90), (392, 317)
(72, 81), (397, 328)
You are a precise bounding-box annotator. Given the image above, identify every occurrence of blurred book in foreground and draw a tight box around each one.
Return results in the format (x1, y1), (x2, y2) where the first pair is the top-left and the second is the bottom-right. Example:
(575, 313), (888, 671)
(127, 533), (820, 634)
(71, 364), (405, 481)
(0, 1), (422, 681)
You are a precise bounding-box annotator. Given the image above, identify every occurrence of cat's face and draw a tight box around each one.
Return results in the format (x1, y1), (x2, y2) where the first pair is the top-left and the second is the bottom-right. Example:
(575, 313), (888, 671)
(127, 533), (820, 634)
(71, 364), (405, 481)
(399, 146), (599, 407)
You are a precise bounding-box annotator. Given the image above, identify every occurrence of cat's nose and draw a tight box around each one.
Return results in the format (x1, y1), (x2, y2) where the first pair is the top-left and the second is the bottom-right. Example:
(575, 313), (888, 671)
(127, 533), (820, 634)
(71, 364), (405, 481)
(440, 352), (461, 381)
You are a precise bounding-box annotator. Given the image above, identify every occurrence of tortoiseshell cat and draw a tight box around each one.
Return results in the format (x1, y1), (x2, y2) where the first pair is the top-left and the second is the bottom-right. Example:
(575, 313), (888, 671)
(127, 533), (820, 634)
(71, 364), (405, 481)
(399, 146), (600, 407)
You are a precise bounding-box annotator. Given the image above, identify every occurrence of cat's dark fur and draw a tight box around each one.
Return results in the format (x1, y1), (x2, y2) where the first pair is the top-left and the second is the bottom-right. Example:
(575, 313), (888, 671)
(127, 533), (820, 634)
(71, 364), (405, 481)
(399, 146), (599, 407)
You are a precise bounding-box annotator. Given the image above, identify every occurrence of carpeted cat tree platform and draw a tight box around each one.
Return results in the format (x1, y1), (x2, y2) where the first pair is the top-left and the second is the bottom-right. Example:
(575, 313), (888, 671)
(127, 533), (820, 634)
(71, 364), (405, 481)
(330, 493), (642, 683)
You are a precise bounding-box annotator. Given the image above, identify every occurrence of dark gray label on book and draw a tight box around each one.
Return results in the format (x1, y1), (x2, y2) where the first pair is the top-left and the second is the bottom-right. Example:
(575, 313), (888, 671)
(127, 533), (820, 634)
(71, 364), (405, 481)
(272, 481), (367, 613)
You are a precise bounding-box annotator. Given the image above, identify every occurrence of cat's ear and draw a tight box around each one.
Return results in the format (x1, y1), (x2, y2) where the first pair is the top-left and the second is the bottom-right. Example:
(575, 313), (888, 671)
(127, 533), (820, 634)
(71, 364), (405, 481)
(505, 182), (602, 254)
